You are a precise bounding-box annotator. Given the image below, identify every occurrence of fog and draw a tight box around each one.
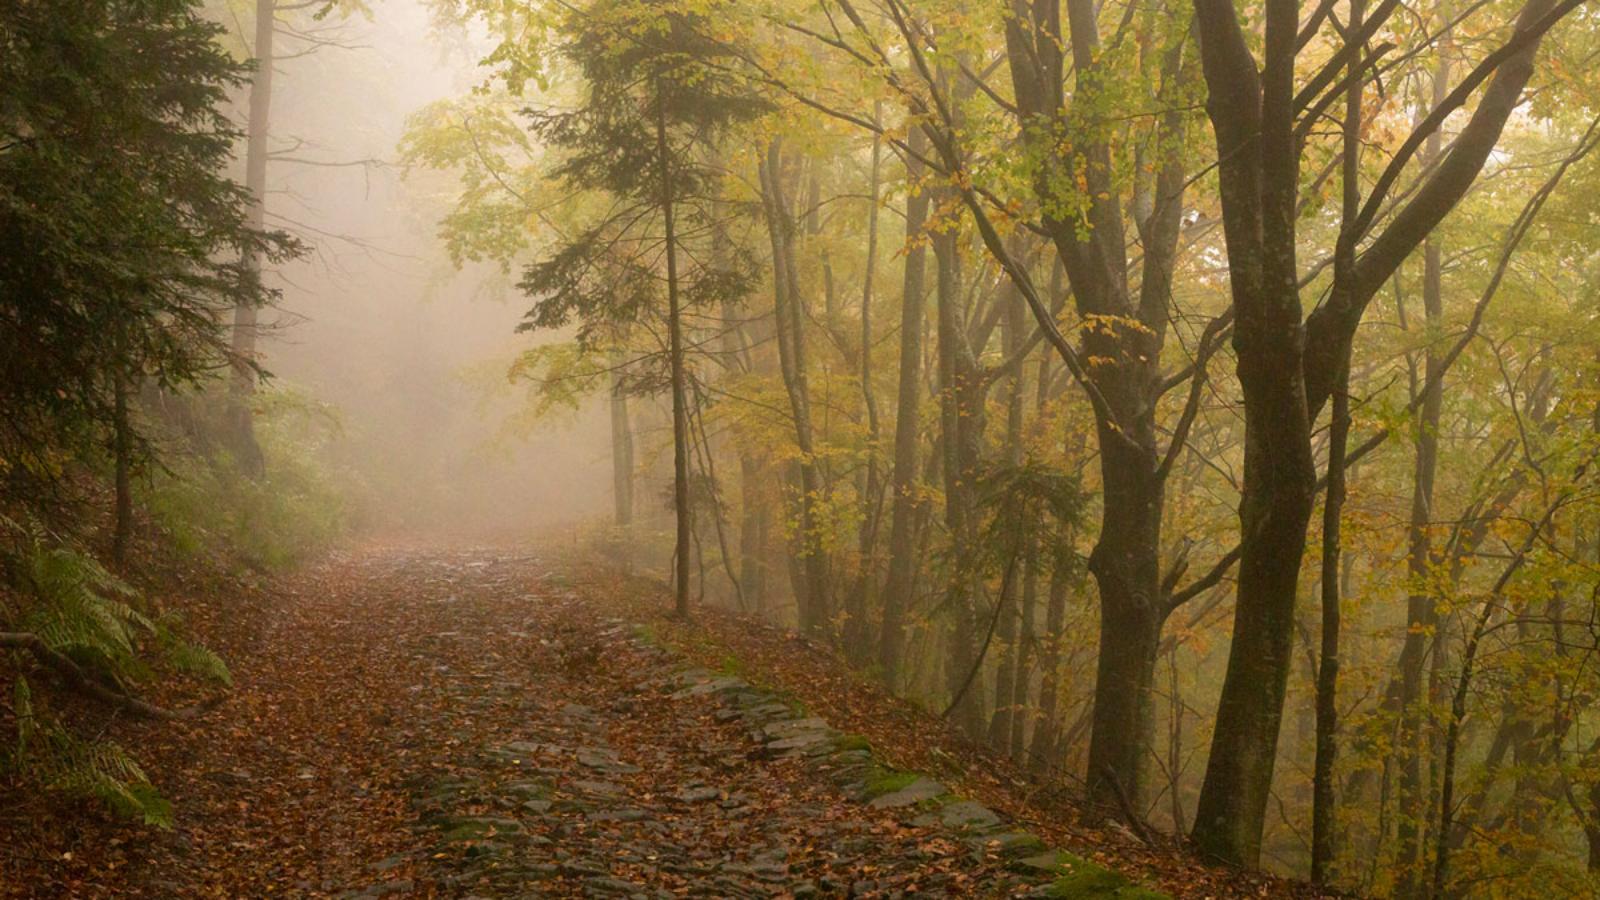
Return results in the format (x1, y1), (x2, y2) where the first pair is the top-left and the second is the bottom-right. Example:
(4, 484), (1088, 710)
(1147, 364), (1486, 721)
(250, 0), (614, 538)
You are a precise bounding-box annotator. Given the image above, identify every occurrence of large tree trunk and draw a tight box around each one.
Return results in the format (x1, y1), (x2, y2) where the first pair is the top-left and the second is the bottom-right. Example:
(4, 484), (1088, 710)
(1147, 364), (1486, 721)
(878, 129), (931, 684)
(1189, 0), (1317, 865)
(1186, 0), (1565, 864)
(996, 0), (1189, 812)
(228, 0), (275, 476)
(1084, 436), (1167, 812)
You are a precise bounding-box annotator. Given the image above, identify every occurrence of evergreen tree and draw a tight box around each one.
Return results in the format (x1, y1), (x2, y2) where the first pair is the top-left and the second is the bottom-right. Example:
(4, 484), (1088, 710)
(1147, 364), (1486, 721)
(519, 0), (767, 618)
(0, 0), (298, 522)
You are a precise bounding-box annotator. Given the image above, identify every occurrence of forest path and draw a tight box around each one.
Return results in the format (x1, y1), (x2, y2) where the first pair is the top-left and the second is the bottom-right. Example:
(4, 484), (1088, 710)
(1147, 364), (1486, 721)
(75, 544), (1055, 898)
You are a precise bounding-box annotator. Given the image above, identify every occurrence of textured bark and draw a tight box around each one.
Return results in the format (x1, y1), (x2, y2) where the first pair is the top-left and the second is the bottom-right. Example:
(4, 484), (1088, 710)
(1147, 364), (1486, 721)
(1188, 0), (1317, 866)
(1185, 0), (1568, 865)
(997, 0), (1189, 812)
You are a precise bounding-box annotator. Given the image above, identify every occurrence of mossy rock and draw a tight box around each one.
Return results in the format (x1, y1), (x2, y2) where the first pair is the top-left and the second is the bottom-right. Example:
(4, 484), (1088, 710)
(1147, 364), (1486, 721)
(863, 767), (922, 799)
(1036, 853), (1168, 899)
(833, 733), (872, 753)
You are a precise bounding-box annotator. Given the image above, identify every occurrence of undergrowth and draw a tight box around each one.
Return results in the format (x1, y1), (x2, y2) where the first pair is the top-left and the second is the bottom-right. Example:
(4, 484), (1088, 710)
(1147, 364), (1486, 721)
(144, 387), (349, 572)
(2, 528), (232, 826)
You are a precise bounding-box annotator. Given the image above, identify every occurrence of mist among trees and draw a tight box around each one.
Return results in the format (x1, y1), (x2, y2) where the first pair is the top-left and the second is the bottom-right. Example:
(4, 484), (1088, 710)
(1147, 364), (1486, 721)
(5, 0), (1600, 896)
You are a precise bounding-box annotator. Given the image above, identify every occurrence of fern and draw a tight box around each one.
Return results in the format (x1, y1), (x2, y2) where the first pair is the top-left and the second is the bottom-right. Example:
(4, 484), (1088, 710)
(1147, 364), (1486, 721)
(21, 543), (155, 682)
(159, 631), (233, 687)
(6, 677), (174, 827)
(3, 536), (229, 826)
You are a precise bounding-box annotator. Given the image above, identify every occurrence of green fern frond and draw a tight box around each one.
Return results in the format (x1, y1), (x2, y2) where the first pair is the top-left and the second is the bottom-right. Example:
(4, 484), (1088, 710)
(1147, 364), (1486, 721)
(7, 711), (173, 828)
(164, 640), (233, 687)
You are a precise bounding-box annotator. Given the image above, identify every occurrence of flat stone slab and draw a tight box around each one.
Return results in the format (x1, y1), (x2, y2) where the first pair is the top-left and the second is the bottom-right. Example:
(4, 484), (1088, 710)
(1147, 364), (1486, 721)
(868, 777), (948, 809)
(760, 717), (830, 740)
(577, 748), (642, 774)
(937, 800), (1003, 831)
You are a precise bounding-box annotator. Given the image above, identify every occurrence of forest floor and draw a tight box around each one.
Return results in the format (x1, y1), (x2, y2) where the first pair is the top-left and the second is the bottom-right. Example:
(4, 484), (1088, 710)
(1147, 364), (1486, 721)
(0, 542), (1332, 898)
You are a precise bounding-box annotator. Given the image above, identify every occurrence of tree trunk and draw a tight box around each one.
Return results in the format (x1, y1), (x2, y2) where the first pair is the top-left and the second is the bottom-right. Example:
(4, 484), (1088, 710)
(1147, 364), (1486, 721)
(878, 128), (931, 683)
(111, 362), (133, 565)
(1029, 559), (1073, 775)
(988, 285), (1028, 750)
(932, 213), (984, 739)
(656, 87), (692, 621)
(759, 141), (831, 638)
(609, 364), (634, 530)
(845, 116), (884, 663)
(1312, 11), (1363, 879)
(1189, 0), (1318, 864)
(1312, 361), (1350, 883)
(739, 455), (768, 615)
(1394, 52), (1452, 898)
(228, 0), (275, 476)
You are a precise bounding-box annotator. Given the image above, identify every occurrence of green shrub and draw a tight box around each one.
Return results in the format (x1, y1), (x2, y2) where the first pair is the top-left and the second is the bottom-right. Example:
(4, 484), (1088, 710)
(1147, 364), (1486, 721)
(144, 386), (349, 572)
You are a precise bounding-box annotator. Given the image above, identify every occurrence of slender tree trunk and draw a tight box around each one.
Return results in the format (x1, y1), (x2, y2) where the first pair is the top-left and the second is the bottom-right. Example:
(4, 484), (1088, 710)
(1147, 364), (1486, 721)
(759, 141), (831, 638)
(111, 361), (133, 565)
(609, 364), (634, 529)
(845, 115), (884, 663)
(989, 284), (1028, 750)
(1029, 559), (1073, 775)
(1394, 50), (1452, 897)
(878, 129), (931, 682)
(229, 0), (275, 476)
(932, 212), (985, 738)
(739, 455), (768, 615)
(1312, 10), (1363, 878)
(1312, 362), (1350, 883)
(656, 88), (691, 621)
(1011, 533), (1037, 761)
